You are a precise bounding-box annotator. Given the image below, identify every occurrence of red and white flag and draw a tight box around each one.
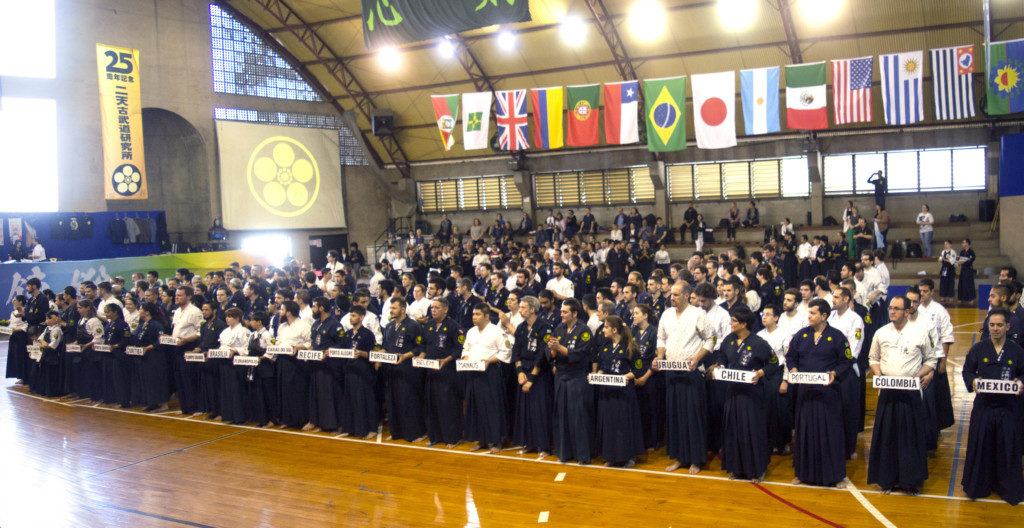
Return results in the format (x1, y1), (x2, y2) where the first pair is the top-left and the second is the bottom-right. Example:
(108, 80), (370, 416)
(831, 57), (873, 124)
(691, 71), (736, 149)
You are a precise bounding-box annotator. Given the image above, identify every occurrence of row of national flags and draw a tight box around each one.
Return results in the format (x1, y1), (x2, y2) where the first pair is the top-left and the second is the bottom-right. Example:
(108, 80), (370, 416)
(431, 40), (1024, 153)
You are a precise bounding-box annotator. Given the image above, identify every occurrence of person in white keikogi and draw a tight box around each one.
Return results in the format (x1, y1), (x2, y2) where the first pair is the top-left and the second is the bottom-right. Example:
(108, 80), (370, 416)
(827, 286), (865, 460)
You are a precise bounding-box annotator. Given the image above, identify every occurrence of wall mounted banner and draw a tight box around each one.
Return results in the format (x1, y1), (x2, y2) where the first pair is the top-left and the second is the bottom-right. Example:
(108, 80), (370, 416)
(96, 44), (147, 200)
(361, 0), (531, 49)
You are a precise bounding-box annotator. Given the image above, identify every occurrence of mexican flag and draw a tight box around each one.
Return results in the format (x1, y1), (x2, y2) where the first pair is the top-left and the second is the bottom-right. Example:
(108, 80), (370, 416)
(430, 94), (459, 151)
(785, 62), (828, 130)
(987, 39), (1024, 115)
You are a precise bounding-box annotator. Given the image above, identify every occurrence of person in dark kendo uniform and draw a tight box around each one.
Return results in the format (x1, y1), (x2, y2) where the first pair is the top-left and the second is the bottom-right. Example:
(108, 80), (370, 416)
(30, 311), (65, 397)
(461, 303), (509, 453)
(241, 312), (275, 427)
(484, 274), (509, 324)
(511, 296), (554, 457)
(780, 234), (799, 289)
(866, 296), (935, 496)
(129, 303), (170, 411)
(194, 301), (226, 417)
(595, 315), (646, 468)
(305, 297), (344, 432)
(960, 309), (1024, 505)
(382, 296), (428, 443)
(782, 299), (855, 487)
(710, 306), (779, 482)
(274, 300), (312, 428)
(67, 300), (104, 398)
(631, 304), (664, 450)
(339, 305), (380, 439)
(549, 298), (596, 464)
(100, 304), (133, 408)
(420, 298), (465, 447)
(215, 308), (251, 424)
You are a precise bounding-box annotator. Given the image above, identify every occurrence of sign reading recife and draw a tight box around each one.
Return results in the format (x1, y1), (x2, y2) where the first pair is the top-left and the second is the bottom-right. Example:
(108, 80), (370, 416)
(96, 44), (147, 200)
(215, 121), (345, 230)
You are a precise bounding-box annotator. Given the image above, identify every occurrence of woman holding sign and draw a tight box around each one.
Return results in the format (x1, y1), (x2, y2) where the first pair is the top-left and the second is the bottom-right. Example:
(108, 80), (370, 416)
(217, 308), (252, 425)
(710, 306), (778, 482)
(243, 311), (276, 427)
(100, 304), (133, 408)
(129, 302), (170, 411)
(782, 299), (855, 488)
(595, 316), (645, 468)
(961, 309), (1024, 505)
(631, 304), (663, 450)
(68, 300), (104, 399)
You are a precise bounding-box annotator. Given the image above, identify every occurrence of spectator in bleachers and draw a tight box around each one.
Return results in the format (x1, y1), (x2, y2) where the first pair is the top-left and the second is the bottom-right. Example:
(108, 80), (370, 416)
(437, 213), (453, 242)
(742, 201), (760, 227)
(873, 205), (890, 250)
(917, 205), (935, 258)
(470, 218), (485, 244)
(726, 202), (741, 243)
(580, 207), (597, 235)
(516, 212), (532, 236)
(680, 202), (699, 243)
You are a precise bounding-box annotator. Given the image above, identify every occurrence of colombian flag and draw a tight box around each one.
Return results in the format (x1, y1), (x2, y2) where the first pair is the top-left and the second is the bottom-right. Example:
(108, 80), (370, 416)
(530, 87), (564, 149)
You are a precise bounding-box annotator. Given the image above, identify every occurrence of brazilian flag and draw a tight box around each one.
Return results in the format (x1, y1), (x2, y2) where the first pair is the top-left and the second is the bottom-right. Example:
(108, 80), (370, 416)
(987, 39), (1024, 115)
(644, 76), (687, 152)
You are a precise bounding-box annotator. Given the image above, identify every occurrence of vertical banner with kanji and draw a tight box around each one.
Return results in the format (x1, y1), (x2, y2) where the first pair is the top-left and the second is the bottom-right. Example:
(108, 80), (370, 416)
(96, 44), (147, 199)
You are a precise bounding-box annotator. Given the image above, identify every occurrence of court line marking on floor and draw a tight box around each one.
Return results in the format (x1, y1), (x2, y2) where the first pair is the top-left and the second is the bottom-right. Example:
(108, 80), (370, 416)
(947, 394), (971, 497)
(5, 387), (1006, 505)
(952, 320), (985, 329)
(537, 511), (549, 523)
(85, 429), (249, 480)
(751, 482), (843, 527)
(96, 502), (220, 528)
(554, 472), (566, 482)
(844, 479), (897, 528)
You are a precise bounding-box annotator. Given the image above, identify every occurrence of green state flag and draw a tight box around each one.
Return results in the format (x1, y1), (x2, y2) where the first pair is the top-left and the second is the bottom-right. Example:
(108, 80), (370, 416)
(430, 94), (460, 151)
(987, 39), (1024, 115)
(644, 76), (687, 152)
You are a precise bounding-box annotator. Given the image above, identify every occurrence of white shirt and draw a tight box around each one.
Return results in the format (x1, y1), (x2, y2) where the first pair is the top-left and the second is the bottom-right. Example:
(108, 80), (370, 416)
(325, 261), (344, 274)
(276, 318), (311, 348)
(218, 323), (252, 351)
(918, 299), (954, 345)
(29, 244), (46, 261)
(874, 262), (890, 290)
(868, 321), (937, 376)
(124, 309), (140, 331)
(859, 268), (887, 303)
(299, 305), (314, 326)
(779, 310), (808, 338)
(408, 297), (431, 321)
(757, 326), (789, 368)
(704, 304), (732, 350)
(172, 304), (204, 340)
(587, 313), (601, 334)
(907, 314), (942, 358)
(745, 290), (761, 312)
(917, 212), (934, 233)
(658, 305), (715, 362)
(341, 311), (383, 344)
(41, 324), (62, 349)
(369, 272), (384, 297)
(391, 257), (408, 273)
(505, 274), (518, 291)
(828, 307), (865, 370)
(797, 242), (811, 260)
(98, 296), (124, 321)
(462, 322), (510, 363)
(546, 276), (575, 300)
(655, 249), (670, 265)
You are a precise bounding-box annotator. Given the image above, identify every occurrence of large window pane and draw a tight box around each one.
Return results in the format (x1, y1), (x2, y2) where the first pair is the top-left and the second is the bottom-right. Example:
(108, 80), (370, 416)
(722, 162), (750, 199)
(854, 153), (884, 194)
(919, 149), (953, 191)
(694, 164), (722, 199)
(0, 98), (58, 212)
(668, 165), (694, 201)
(750, 160), (780, 197)
(823, 155), (853, 195)
(886, 151), (919, 193)
(953, 147), (986, 190)
(780, 156), (809, 197)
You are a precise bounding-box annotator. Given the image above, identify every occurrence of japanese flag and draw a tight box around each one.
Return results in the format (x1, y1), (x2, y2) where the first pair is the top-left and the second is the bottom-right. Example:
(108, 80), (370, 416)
(691, 71), (737, 149)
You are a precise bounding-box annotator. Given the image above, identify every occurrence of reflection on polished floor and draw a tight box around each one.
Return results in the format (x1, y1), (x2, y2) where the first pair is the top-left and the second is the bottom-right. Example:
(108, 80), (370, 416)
(0, 308), (1019, 527)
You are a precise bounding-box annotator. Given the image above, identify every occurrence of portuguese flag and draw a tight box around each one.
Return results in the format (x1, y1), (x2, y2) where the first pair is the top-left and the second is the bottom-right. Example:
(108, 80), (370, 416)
(566, 84), (600, 147)
(987, 39), (1024, 115)
(785, 62), (828, 130)
(430, 94), (459, 151)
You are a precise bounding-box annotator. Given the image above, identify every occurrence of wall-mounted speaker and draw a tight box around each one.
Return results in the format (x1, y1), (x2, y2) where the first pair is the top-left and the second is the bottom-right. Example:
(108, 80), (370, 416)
(372, 109), (394, 136)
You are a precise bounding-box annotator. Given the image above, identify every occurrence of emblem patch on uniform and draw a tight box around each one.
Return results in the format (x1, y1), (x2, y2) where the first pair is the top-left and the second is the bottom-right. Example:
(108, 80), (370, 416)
(634, 359), (643, 370)
(802, 333), (807, 338)
(855, 329), (861, 340)
(827, 336), (832, 341)
(983, 357), (989, 363)
(457, 334), (465, 344)
(844, 347), (853, 359)
(581, 331), (590, 342)
(770, 355), (779, 364)
(543, 334), (551, 342)
(442, 327), (447, 331)
(865, 315), (872, 324)
(415, 335), (422, 344)
(746, 345), (752, 350)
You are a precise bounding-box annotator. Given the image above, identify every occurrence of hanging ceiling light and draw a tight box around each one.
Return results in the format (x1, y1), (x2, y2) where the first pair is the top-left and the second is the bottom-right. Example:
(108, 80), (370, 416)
(628, 1), (667, 43)
(560, 15), (587, 47)
(717, 0), (758, 31)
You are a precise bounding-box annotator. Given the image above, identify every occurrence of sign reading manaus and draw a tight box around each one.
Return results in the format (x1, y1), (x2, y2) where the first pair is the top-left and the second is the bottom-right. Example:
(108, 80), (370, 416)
(362, 0), (531, 49)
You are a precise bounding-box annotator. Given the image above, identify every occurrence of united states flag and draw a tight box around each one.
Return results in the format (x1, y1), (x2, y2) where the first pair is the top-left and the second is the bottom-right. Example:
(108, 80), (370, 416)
(495, 89), (529, 151)
(931, 45), (976, 120)
(831, 57), (873, 124)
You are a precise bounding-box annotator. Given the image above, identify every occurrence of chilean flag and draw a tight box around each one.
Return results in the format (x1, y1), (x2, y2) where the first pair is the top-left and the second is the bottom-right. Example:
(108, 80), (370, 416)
(603, 80), (639, 144)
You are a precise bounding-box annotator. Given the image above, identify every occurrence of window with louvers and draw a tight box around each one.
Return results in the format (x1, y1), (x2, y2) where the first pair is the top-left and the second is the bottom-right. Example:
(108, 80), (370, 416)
(631, 168), (656, 203)
(668, 164), (694, 201)
(721, 162), (750, 199)
(534, 174), (556, 207)
(750, 160), (780, 197)
(580, 170), (605, 204)
(438, 180), (459, 211)
(604, 168), (631, 204)
(459, 179), (480, 210)
(694, 164), (722, 199)
(555, 173), (581, 206)
(479, 177), (502, 210)
(502, 176), (522, 207)
(418, 182), (438, 212)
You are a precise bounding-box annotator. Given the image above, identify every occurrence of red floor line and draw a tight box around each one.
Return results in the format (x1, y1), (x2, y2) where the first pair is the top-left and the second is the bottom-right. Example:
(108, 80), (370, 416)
(751, 482), (845, 528)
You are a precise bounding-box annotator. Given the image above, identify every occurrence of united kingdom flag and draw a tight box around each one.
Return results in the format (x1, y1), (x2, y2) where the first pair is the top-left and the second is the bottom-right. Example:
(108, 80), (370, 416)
(495, 89), (529, 150)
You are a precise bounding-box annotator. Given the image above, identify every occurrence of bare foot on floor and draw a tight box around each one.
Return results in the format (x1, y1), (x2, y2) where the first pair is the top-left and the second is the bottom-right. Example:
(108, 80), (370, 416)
(666, 461), (682, 472)
(689, 465), (700, 475)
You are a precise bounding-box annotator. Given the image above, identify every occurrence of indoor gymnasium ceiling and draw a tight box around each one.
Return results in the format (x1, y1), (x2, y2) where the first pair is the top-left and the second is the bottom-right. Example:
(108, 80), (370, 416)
(219, 0), (1024, 173)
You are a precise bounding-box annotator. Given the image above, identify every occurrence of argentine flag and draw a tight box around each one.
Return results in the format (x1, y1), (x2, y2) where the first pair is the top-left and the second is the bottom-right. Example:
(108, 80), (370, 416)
(740, 67), (780, 135)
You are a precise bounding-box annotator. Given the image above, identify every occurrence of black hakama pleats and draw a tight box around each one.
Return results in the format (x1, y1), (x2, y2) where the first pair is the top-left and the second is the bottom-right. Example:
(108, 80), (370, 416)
(839, 372), (861, 458)
(425, 362), (463, 445)
(635, 371), (665, 449)
(792, 385), (847, 486)
(101, 350), (132, 407)
(765, 371), (793, 452)
(665, 370), (708, 466)
(961, 399), (1024, 505)
(341, 358), (378, 437)
(463, 364), (508, 448)
(5, 332), (29, 381)
(307, 358), (343, 431)
(131, 346), (169, 408)
(249, 358), (278, 426)
(553, 373), (595, 464)
(384, 361), (426, 441)
(218, 360), (247, 424)
(867, 389), (929, 491)
(172, 350), (202, 414)
(79, 349), (104, 401)
(61, 348), (83, 396)
(721, 382), (770, 479)
(30, 350), (64, 397)
(596, 384), (645, 465)
(512, 370), (553, 453)
(276, 355), (309, 427)
(199, 358), (224, 416)
(933, 370), (955, 430)
(706, 373), (727, 455)
(939, 264), (956, 298)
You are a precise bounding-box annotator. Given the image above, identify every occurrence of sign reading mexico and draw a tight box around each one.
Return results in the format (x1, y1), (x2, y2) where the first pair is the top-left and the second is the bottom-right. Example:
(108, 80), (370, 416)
(96, 44), (147, 200)
(215, 121), (346, 230)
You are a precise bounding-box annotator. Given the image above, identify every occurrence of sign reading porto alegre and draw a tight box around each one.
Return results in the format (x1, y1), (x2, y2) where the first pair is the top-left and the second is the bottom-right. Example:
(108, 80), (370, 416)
(361, 0), (531, 49)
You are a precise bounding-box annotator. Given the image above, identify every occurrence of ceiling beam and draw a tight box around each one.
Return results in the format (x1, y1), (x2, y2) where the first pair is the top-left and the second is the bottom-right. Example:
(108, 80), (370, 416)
(328, 16), (1024, 102)
(239, 0), (412, 178)
(773, 0), (803, 63)
(582, 0), (640, 81)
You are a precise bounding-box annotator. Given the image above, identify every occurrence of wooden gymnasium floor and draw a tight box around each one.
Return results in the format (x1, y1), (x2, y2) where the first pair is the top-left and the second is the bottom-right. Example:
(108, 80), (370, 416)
(1, 308), (1020, 527)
